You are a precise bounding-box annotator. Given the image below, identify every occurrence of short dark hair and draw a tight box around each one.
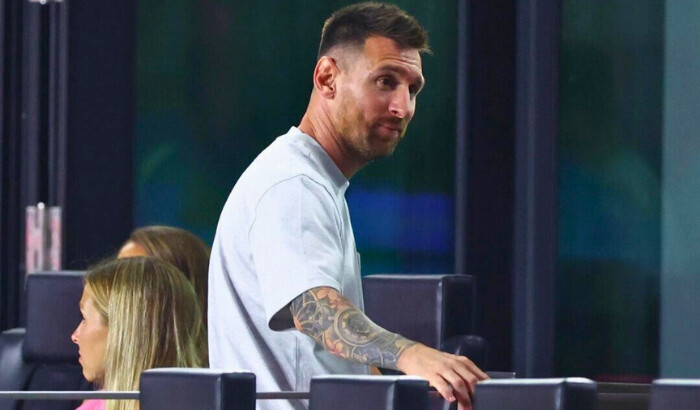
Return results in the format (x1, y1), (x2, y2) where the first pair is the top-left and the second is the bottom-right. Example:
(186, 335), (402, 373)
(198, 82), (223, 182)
(318, 2), (430, 59)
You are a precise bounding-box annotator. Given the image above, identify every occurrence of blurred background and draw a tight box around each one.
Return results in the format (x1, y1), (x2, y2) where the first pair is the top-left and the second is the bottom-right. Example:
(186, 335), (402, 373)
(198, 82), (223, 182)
(134, 1), (459, 275)
(1, 0), (699, 383)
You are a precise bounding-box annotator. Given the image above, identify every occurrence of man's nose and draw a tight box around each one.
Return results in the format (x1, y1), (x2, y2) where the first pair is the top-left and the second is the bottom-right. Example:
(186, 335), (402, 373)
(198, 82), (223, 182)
(389, 88), (412, 119)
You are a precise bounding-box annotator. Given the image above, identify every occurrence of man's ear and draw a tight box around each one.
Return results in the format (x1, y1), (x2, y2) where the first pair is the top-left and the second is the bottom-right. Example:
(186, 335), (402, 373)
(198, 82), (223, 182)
(313, 56), (339, 98)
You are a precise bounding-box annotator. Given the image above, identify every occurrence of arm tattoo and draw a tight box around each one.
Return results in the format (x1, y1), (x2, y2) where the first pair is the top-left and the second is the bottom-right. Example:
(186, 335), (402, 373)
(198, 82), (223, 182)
(290, 287), (416, 370)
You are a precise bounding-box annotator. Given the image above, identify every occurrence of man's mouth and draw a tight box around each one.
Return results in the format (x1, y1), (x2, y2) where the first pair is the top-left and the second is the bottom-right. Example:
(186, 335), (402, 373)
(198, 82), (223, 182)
(379, 124), (403, 135)
(382, 123), (403, 131)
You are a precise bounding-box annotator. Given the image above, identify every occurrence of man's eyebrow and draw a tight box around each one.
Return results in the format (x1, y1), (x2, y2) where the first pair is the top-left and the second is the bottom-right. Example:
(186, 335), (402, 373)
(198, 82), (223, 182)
(374, 64), (425, 88)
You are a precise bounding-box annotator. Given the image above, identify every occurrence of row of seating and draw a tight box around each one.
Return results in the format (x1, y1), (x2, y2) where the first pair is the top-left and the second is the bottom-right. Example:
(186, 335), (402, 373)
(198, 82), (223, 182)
(8, 271), (697, 409)
(478, 377), (700, 410)
(141, 372), (700, 410)
(3, 368), (695, 410)
(0, 271), (488, 410)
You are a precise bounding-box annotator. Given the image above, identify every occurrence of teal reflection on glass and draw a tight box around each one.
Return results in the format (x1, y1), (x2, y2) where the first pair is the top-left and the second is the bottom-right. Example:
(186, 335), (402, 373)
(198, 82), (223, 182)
(557, 0), (662, 379)
(134, 1), (457, 275)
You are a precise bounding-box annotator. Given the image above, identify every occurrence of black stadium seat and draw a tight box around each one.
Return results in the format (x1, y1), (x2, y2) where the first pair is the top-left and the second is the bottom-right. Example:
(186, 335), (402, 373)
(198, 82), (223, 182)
(310, 375), (429, 410)
(0, 271), (90, 410)
(649, 379), (700, 410)
(140, 369), (256, 410)
(363, 274), (489, 368)
(363, 274), (489, 410)
(474, 378), (597, 410)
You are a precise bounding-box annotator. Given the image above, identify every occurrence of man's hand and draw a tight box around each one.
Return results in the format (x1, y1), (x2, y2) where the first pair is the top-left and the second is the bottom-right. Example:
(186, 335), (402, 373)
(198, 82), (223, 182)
(397, 343), (489, 410)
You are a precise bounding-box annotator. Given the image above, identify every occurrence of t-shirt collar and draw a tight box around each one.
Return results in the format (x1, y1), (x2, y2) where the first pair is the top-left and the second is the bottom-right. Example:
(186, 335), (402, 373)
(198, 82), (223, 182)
(288, 126), (350, 195)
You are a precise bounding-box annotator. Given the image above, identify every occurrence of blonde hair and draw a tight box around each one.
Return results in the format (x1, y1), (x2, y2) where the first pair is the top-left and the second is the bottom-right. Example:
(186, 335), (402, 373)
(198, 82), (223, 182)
(124, 226), (210, 323)
(86, 257), (207, 410)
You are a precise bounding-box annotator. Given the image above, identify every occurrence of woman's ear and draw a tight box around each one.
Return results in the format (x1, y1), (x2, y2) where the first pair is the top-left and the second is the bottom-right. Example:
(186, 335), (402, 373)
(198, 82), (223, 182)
(313, 56), (339, 98)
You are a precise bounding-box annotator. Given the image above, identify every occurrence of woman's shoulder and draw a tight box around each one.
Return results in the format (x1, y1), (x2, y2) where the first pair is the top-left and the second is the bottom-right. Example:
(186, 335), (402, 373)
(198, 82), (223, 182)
(75, 399), (106, 410)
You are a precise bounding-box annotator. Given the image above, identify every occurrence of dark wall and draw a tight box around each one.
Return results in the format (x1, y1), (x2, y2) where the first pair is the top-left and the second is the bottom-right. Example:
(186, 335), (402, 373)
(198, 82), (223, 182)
(0, 0), (24, 330)
(64, 0), (135, 268)
(464, 0), (516, 372)
(0, 0), (135, 329)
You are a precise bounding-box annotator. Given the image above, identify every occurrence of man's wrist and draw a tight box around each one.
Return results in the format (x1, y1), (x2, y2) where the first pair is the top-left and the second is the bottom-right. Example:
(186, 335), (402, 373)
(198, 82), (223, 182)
(396, 341), (421, 373)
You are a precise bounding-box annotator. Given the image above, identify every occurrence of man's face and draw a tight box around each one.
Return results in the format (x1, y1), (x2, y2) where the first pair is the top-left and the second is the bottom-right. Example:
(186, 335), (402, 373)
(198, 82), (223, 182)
(332, 36), (424, 164)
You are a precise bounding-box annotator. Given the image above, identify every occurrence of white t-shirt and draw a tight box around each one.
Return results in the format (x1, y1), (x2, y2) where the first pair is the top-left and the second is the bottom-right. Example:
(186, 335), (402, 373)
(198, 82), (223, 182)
(208, 127), (370, 410)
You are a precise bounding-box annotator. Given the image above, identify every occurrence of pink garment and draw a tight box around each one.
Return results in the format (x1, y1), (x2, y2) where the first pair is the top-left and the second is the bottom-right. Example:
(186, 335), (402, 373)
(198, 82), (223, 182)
(75, 399), (106, 410)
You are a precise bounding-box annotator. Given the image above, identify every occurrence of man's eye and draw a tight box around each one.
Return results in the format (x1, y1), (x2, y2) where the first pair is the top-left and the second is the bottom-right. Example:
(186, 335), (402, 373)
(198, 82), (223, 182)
(377, 77), (395, 89)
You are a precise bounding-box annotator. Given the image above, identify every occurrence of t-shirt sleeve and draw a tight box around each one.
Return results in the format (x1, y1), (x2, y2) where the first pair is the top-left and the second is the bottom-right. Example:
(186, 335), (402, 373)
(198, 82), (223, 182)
(249, 175), (343, 331)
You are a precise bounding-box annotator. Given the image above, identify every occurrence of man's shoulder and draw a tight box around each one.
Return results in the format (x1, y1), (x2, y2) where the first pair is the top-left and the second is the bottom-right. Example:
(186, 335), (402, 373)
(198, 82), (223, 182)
(236, 131), (331, 195)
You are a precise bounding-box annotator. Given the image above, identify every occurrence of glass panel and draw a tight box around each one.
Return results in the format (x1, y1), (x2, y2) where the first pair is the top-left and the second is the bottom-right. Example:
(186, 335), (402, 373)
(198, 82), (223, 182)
(557, 0), (663, 380)
(134, 1), (457, 275)
(660, 0), (700, 377)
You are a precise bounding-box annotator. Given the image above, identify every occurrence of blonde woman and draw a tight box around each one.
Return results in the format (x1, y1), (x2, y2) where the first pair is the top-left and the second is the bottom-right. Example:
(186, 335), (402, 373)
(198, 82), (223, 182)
(117, 225), (210, 323)
(71, 257), (207, 410)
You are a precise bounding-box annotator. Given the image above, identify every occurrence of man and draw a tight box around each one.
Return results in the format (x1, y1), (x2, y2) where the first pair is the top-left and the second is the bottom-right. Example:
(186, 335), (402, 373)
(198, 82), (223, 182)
(209, 3), (488, 409)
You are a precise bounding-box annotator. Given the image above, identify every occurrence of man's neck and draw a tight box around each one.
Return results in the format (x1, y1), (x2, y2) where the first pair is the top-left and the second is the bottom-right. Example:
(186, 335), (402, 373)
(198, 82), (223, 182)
(298, 106), (363, 179)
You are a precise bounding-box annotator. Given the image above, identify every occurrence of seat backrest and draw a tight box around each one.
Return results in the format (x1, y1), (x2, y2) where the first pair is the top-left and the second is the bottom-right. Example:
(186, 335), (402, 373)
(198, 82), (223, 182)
(649, 379), (700, 410)
(310, 375), (429, 410)
(23, 271), (85, 363)
(20, 271), (89, 410)
(474, 378), (597, 410)
(140, 368), (256, 410)
(363, 274), (476, 349)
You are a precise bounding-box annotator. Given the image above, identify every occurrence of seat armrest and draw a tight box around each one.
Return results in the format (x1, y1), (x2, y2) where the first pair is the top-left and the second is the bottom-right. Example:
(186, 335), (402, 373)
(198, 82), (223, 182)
(0, 328), (35, 390)
(0, 328), (36, 410)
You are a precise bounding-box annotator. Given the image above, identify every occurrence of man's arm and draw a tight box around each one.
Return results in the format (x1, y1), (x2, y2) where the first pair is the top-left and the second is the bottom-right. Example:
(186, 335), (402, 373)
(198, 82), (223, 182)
(290, 286), (489, 409)
(290, 286), (416, 369)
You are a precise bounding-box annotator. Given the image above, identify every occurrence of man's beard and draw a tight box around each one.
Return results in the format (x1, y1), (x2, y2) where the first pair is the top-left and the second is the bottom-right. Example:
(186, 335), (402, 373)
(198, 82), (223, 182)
(336, 96), (406, 164)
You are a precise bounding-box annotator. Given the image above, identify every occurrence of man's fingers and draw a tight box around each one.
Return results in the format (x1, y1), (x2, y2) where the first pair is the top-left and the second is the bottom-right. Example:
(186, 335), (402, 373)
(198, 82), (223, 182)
(451, 361), (479, 395)
(398, 344), (486, 410)
(454, 388), (472, 410)
(442, 368), (472, 402)
(457, 355), (489, 380)
(429, 376), (456, 403)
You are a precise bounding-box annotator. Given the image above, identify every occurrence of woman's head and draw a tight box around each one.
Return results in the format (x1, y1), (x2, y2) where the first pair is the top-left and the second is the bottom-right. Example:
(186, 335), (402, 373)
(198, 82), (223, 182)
(71, 257), (207, 394)
(72, 283), (108, 383)
(117, 226), (210, 322)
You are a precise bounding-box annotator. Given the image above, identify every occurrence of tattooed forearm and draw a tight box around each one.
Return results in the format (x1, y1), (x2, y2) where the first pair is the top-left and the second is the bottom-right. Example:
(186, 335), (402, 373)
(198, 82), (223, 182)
(290, 287), (416, 370)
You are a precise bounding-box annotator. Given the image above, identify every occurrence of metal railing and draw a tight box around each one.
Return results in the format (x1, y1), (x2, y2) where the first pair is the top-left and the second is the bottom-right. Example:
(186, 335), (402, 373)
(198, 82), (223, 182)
(0, 391), (311, 400)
